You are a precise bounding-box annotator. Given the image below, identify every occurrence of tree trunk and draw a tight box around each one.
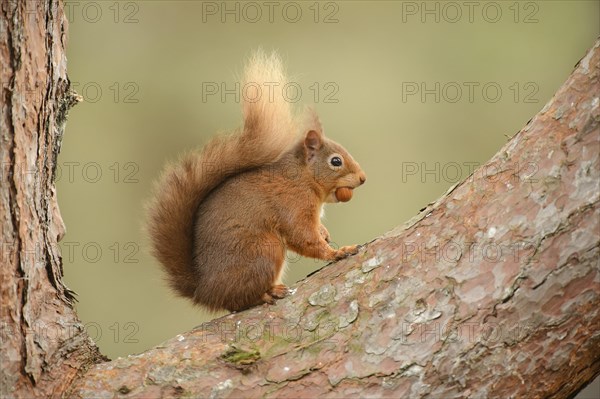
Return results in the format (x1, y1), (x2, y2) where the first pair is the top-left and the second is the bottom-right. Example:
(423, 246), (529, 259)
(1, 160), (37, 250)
(1, 1), (104, 398)
(2, 1), (599, 398)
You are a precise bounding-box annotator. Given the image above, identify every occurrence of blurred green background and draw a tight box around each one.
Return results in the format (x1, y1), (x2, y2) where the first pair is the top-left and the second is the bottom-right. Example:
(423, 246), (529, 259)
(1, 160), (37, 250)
(60, 0), (598, 362)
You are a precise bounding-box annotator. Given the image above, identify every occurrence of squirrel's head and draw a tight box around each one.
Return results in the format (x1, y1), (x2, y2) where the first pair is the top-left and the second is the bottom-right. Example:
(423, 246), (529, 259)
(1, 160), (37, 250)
(302, 129), (367, 204)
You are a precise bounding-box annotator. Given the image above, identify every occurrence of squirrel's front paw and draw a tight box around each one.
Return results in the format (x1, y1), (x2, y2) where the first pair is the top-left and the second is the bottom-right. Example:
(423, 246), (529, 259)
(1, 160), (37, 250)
(334, 245), (360, 260)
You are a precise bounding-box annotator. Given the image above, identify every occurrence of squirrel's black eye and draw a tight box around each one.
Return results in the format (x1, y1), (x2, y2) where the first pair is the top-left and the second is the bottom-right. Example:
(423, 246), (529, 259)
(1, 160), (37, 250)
(330, 156), (342, 167)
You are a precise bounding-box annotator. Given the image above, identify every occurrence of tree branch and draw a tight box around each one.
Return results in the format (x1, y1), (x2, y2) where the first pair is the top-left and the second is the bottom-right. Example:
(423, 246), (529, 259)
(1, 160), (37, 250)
(1, 2), (104, 398)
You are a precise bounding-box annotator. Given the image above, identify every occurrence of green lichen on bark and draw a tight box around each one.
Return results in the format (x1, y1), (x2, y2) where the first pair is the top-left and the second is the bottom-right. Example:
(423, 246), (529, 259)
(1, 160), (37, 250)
(220, 344), (261, 368)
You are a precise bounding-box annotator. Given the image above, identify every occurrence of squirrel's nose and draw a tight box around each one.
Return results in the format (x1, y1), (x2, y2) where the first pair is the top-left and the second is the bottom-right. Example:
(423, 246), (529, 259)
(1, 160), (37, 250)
(359, 173), (367, 185)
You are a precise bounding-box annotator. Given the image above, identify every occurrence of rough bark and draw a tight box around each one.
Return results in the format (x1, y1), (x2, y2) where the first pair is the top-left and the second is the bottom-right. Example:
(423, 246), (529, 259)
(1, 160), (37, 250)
(68, 41), (600, 398)
(1, 0), (599, 397)
(1, 1), (104, 398)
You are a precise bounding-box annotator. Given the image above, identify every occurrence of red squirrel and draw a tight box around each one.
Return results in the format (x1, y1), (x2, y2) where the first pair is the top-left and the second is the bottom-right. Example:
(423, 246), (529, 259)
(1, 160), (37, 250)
(146, 51), (366, 312)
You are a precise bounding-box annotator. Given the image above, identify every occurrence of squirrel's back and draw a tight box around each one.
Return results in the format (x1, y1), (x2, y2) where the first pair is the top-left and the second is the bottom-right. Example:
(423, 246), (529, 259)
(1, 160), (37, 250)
(146, 51), (298, 300)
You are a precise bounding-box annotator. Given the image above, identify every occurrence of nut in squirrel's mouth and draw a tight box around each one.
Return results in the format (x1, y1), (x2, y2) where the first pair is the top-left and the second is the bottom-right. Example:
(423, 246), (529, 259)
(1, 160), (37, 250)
(335, 187), (354, 202)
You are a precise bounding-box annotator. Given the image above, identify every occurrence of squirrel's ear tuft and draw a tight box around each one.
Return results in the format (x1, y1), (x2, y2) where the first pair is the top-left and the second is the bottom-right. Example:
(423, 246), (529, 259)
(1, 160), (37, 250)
(305, 107), (323, 134)
(304, 130), (322, 161)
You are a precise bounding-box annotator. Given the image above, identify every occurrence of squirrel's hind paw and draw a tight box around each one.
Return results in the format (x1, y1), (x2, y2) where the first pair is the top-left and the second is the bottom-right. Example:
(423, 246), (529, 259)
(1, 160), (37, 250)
(261, 292), (276, 305)
(260, 285), (290, 307)
(270, 284), (290, 299)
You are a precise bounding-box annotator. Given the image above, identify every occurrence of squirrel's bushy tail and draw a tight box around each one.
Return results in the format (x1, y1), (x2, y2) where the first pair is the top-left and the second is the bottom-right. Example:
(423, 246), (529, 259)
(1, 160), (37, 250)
(146, 50), (297, 299)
